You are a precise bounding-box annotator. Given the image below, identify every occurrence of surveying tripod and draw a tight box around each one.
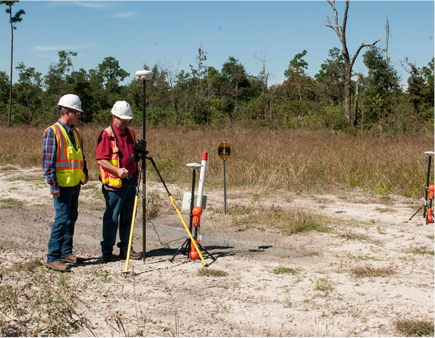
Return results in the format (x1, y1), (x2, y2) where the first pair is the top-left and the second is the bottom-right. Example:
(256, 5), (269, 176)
(125, 149), (214, 272)
(126, 69), (213, 272)
(409, 151), (434, 224)
(170, 164), (216, 263)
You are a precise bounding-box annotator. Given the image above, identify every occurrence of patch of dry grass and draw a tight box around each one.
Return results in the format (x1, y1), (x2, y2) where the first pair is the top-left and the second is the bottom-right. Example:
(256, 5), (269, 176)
(349, 263), (396, 278)
(231, 205), (332, 235)
(197, 267), (228, 277)
(0, 198), (24, 208)
(339, 230), (369, 241)
(407, 245), (435, 256)
(272, 266), (298, 275)
(0, 125), (432, 197)
(0, 259), (94, 336)
(312, 277), (333, 292)
(395, 319), (434, 337)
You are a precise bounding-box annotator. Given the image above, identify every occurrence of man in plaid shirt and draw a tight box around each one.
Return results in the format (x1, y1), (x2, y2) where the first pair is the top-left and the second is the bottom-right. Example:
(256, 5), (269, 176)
(42, 94), (88, 272)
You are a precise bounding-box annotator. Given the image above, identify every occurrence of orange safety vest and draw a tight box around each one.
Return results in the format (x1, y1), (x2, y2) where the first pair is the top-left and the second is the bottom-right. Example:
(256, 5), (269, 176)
(45, 122), (86, 187)
(99, 125), (136, 189)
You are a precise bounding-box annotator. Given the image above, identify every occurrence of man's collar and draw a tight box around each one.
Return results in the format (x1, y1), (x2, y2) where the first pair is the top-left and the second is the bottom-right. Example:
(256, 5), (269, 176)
(58, 119), (75, 132)
(112, 122), (127, 135)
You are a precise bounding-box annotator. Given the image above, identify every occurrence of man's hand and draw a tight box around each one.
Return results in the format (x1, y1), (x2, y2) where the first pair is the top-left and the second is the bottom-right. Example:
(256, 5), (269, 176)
(51, 190), (60, 198)
(117, 167), (130, 178)
(97, 159), (129, 179)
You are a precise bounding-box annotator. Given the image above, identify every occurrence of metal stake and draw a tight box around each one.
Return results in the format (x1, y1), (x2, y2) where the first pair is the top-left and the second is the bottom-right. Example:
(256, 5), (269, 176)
(142, 78), (146, 262)
(223, 159), (227, 214)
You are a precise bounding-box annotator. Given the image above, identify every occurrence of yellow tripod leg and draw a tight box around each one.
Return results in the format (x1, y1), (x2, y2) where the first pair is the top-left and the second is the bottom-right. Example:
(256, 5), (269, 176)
(124, 195), (139, 273)
(169, 195), (207, 266)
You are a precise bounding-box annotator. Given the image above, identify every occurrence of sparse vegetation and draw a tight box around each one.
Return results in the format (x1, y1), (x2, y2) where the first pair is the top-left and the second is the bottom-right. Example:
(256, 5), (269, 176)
(377, 225), (388, 234)
(0, 260), (93, 336)
(146, 191), (162, 220)
(0, 198), (24, 208)
(197, 267), (228, 277)
(5, 175), (34, 182)
(339, 230), (369, 241)
(395, 319), (434, 337)
(408, 245), (435, 256)
(272, 266), (298, 275)
(350, 263), (396, 278)
(89, 267), (113, 283)
(231, 204), (332, 235)
(7, 259), (43, 273)
(308, 251), (323, 258)
(0, 166), (18, 171)
(313, 277), (333, 292)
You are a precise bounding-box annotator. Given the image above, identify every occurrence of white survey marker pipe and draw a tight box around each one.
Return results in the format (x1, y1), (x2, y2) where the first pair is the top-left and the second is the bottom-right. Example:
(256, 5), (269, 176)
(196, 152), (208, 207)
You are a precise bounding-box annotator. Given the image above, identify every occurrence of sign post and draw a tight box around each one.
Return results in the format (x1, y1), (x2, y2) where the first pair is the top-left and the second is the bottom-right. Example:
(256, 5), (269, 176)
(218, 142), (231, 214)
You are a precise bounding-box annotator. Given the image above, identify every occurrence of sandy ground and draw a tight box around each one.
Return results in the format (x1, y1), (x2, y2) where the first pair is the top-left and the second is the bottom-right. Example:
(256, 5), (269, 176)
(0, 164), (433, 337)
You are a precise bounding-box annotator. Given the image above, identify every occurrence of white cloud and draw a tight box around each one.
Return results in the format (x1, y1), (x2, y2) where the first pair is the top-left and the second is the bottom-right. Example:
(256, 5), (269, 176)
(31, 44), (93, 52)
(72, 1), (112, 9)
(115, 11), (137, 18)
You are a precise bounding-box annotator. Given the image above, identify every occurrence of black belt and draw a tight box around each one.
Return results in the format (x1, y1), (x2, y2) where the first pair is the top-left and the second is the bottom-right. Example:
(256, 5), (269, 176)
(125, 173), (134, 179)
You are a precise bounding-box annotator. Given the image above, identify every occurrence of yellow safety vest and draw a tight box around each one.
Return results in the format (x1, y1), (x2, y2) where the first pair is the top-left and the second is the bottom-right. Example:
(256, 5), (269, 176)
(98, 125), (136, 189)
(46, 122), (86, 187)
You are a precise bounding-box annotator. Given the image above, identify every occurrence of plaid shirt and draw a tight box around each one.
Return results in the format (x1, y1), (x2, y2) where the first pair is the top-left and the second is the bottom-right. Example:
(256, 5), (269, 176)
(42, 119), (88, 192)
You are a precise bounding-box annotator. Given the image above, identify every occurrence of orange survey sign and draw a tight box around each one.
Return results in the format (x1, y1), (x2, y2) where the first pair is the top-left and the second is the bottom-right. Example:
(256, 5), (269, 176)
(218, 142), (231, 160)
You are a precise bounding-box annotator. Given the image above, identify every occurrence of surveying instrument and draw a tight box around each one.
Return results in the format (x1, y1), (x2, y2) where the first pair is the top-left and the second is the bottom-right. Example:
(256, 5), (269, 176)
(170, 163), (216, 263)
(124, 70), (214, 272)
(409, 151), (434, 224)
(123, 70), (152, 271)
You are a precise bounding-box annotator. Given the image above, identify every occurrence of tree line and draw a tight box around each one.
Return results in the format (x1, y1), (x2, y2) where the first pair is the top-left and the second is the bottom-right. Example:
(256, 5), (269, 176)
(1, 47), (432, 134)
(0, 1), (433, 134)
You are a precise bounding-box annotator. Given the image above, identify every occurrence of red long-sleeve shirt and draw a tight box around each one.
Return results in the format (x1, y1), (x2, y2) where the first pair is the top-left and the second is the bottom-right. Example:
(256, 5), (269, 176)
(96, 124), (137, 174)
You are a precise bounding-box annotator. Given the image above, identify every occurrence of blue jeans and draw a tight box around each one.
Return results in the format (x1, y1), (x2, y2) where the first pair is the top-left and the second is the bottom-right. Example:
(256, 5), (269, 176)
(101, 177), (136, 255)
(47, 184), (81, 263)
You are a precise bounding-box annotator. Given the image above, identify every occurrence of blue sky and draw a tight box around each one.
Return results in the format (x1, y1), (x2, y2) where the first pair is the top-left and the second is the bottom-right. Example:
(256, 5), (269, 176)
(0, 1), (433, 88)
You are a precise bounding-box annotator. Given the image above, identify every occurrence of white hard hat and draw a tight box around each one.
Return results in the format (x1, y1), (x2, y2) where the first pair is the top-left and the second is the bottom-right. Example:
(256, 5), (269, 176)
(58, 94), (83, 112)
(111, 101), (133, 120)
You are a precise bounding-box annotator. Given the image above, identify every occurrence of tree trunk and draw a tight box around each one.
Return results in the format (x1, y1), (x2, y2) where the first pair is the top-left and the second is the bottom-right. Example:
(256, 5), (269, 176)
(172, 92), (179, 125)
(344, 65), (352, 124)
(353, 78), (360, 126)
(23, 85), (30, 118)
(384, 16), (390, 66)
(8, 6), (13, 127)
(341, 45), (352, 125)
(231, 81), (239, 128)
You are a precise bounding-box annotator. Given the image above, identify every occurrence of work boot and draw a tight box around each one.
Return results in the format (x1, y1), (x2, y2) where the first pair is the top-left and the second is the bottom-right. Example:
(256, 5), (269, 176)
(119, 250), (143, 260)
(102, 253), (120, 262)
(62, 254), (86, 264)
(45, 261), (70, 272)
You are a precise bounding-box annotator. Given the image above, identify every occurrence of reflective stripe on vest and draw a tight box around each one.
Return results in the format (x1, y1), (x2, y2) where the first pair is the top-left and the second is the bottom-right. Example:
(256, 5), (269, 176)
(99, 126), (135, 189)
(47, 122), (85, 187)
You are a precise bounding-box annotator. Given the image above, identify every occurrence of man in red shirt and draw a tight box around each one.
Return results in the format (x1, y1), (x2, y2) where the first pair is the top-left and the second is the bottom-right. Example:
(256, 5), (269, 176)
(96, 101), (143, 262)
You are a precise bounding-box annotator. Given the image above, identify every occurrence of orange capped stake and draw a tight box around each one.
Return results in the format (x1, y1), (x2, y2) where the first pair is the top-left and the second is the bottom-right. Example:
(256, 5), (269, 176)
(429, 185), (434, 200)
(427, 208), (433, 223)
(192, 206), (202, 227)
(189, 240), (199, 260)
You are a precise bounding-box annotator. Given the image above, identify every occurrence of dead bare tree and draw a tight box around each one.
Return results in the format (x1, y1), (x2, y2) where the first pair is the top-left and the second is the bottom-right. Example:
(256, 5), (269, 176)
(384, 16), (390, 66)
(326, 0), (380, 126)
(254, 51), (270, 93)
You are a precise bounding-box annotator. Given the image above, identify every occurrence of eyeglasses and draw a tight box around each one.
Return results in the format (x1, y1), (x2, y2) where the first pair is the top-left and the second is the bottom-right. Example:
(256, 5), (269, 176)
(116, 116), (130, 123)
(67, 109), (81, 116)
